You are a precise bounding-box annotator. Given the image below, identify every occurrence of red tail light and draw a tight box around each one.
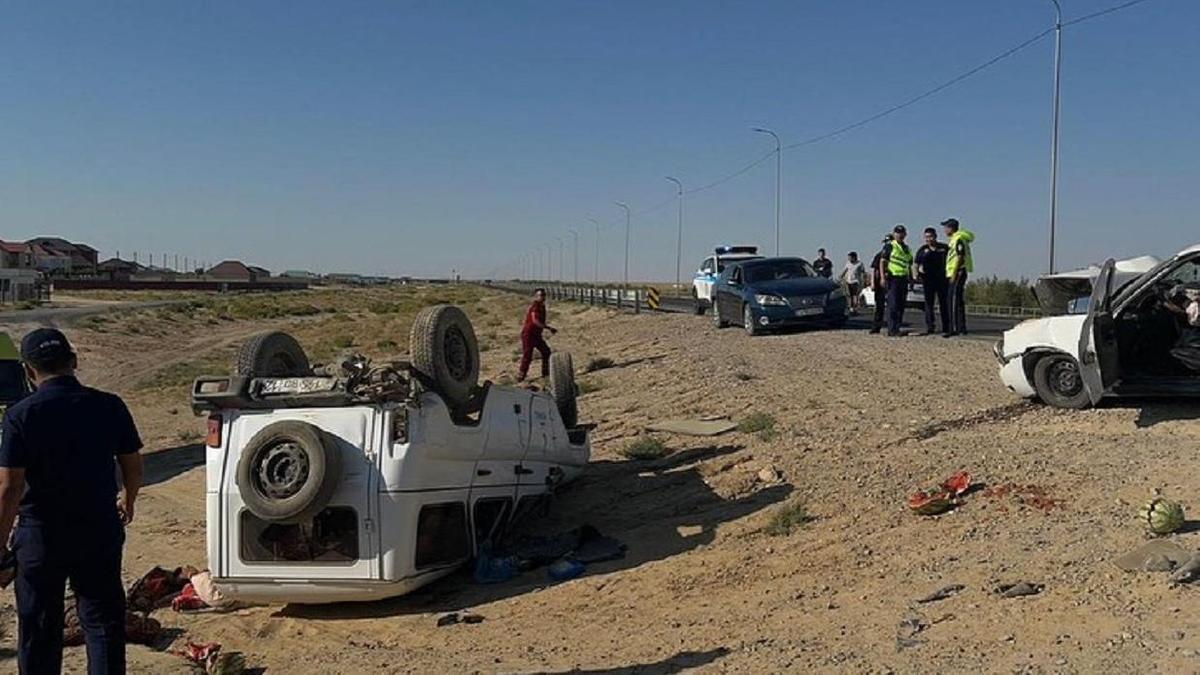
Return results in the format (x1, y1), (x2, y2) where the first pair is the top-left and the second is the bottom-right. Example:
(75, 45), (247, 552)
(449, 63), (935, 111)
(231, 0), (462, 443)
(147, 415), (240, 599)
(206, 414), (223, 448)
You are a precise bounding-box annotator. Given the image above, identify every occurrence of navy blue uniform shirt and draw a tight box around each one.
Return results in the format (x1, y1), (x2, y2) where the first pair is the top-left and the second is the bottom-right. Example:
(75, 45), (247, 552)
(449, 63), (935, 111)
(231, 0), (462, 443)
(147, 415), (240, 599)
(915, 242), (949, 283)
(0, 376), (141, 529)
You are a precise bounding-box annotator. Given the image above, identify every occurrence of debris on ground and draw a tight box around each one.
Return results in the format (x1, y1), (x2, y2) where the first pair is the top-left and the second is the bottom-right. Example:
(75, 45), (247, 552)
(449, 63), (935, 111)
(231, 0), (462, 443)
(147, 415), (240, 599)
(1169, 554), (1200, 585)
(548, 559), (586, 581)
(995, 582), (1044, 598)
(917, 584), (966, 604)
(895, 617), (927, 650)
(1114, 540), (1191, 573)
(437, 612), (485, 627)
(127, 566), (193, 613)
(173, 570), (240, 613)
(908, 471), (973, 516)
(757, 466), (783, 483)
(1139, 497), (1186, 535)
(981, 483), (1064, 512)
(645, 418), (737, 437)
(174, 641), (246, 674)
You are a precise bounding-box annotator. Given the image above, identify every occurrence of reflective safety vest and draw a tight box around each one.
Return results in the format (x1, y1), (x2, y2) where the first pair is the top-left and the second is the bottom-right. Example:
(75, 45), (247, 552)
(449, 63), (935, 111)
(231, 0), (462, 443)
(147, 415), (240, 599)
(946, 229), (975, 278)
(887, 242), (913, 277)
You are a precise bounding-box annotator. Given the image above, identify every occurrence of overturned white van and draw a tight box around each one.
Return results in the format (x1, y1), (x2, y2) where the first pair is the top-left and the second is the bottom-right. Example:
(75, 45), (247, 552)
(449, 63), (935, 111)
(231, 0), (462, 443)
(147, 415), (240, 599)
(192, 305), (589, 604)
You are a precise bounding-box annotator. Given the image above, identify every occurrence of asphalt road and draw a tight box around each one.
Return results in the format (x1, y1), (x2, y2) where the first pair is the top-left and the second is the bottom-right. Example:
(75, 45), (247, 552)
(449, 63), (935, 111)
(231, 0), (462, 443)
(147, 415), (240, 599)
(657, 295), (1020, 339)
(0, 300), (181, 326)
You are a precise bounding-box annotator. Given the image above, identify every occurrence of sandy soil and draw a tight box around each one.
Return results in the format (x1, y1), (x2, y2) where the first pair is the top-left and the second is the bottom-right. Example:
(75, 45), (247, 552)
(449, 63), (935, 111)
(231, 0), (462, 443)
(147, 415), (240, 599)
(3, 289), (1200, 673)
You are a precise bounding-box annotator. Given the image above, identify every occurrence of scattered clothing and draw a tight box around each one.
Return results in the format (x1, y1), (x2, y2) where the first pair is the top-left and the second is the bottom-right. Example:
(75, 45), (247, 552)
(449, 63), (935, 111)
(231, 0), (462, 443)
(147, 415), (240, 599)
(127, 566), (191, 613)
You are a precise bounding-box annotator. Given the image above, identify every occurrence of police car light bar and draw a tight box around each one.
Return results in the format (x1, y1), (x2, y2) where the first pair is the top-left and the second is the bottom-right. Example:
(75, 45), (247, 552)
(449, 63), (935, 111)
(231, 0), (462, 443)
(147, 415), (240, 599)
(715, 245), (758, 255)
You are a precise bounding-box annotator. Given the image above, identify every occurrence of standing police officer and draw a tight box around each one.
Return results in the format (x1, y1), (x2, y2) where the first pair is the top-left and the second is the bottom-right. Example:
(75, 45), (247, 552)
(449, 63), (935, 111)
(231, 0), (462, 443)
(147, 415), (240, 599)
(877, 224), (914, 337)
(0, 328), (144, 674)
(915, 227), (951, 337)
(942, 218), (976, 336)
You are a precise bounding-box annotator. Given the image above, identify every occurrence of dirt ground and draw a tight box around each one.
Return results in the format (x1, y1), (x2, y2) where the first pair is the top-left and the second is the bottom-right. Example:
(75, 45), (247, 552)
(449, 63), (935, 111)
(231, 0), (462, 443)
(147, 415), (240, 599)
(3, 287), (1200, 673)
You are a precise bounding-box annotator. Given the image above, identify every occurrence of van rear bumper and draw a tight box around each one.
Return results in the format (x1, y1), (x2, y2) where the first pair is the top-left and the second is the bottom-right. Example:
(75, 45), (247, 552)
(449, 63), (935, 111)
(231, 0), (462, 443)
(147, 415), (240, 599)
(215, 566), (458, 604)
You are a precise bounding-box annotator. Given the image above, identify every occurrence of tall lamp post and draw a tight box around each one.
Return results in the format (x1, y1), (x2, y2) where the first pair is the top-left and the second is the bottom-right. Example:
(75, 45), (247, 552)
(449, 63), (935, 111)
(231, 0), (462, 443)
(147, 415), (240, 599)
(1047, 0), (1063, 274)
(568, 229), (579, 284)
(556, 237), (565, 283)
(665, 176), (684, 289)
(615, 201), (631, 290)
(588, 217), (600, 285)
(752, 127), (782, 255)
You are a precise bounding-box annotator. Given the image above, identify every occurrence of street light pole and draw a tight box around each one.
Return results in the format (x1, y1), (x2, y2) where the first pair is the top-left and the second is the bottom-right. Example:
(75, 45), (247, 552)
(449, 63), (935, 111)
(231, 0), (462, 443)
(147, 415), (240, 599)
(1047, 0), (1063, 274)
(615, 202), (631, 290)
(568, 229), (579, 284)
(665, 176), (684, 289)
(588, 217), (600, 285)
(752, 127), (782, 256)
(557, 237), (565, 283)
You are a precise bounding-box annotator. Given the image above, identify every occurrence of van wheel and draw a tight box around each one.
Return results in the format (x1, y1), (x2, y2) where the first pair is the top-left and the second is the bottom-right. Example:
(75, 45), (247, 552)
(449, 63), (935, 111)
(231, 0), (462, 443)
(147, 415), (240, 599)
(548, 352), (578, 428)
(236, 332), (311, 378)
(1033, 354), (1091, 409)
(409, 304), (480, 408)
(237, 421), (342, 522)
(693, 291), (706, 316)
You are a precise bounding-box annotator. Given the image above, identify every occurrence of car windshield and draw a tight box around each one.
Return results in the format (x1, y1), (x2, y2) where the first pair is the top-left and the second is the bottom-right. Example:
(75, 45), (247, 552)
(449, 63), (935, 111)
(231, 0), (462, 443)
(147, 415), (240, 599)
(744, 260), (816, 283)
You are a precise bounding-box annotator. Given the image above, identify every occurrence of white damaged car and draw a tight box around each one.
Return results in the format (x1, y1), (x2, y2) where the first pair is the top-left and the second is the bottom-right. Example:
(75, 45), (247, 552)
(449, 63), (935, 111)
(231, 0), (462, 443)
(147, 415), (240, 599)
(995, 244), (1200, 408)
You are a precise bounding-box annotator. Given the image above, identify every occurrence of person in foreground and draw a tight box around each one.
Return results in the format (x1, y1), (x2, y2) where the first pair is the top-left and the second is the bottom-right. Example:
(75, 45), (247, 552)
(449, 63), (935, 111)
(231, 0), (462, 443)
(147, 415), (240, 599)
(517, 288), (558, 381)
(0, 328), (144, 675)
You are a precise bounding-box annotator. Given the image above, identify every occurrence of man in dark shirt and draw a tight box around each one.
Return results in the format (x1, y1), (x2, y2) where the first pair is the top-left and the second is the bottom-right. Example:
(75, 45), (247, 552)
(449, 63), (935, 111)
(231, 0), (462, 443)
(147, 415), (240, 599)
(517, 288), (557, 381)
(0, 328), (144, 674)
(915, 227), (951, 336)
(812, 248), (833, 279)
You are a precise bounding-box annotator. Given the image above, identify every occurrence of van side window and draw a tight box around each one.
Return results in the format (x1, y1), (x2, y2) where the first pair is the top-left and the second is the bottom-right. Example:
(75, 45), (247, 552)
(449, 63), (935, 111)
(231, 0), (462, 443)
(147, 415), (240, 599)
(415, 502), (470, 568)
(473, 498), (513, 547)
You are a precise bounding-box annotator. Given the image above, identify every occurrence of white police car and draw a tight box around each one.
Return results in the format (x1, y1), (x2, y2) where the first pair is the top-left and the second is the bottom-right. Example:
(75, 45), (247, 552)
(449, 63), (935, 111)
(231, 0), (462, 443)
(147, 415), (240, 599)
(692, 246), (763, 315)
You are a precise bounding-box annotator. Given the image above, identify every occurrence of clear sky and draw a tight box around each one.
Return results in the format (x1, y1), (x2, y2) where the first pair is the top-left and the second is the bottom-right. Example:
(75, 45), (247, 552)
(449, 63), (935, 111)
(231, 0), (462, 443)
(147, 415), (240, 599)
(2, 0), (1196, 281)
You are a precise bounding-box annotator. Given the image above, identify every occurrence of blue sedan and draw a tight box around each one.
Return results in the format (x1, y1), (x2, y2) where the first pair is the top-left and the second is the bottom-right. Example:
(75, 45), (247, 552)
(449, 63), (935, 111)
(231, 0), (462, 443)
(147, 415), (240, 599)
(712, 257), (849, 335)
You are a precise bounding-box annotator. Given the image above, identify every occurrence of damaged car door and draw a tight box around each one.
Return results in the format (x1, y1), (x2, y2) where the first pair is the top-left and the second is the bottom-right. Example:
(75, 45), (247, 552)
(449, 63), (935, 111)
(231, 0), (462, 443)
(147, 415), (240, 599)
(1079, 259), (1121, 404)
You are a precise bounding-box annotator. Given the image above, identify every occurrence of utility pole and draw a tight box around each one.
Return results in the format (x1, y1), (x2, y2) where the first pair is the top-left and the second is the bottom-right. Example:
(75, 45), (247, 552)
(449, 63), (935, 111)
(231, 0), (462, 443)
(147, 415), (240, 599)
(615, 202), (631, 290)
(557, 237), (564, 283)
(588, 217), (600, 285)
(752, 127), (782, 255)
(568, 229), (579, 284)
(665, 176), (684, 289)
(1047, 0), (1063, 274)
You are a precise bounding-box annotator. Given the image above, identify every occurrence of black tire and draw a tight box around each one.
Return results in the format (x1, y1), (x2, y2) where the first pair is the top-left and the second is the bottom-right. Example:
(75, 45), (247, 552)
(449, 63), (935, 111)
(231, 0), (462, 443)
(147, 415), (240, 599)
(236, 421), (342, 523)
(1032, 353), (1091, 409)
(712, 302), (727, 328)
(743, 304), (760, 336)
(236, 332), (311, 378)
(548, 352), (578, 428)
(409, 304), (480, 408)
(693, 291), (706, 316)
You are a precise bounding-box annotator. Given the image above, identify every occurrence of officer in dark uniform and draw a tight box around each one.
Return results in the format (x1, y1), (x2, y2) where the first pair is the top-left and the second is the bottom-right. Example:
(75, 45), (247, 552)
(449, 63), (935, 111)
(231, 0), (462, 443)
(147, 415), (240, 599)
(915, 226), (951, 336)
(868, 235), (892, 334)
(0, 328), (144, 675)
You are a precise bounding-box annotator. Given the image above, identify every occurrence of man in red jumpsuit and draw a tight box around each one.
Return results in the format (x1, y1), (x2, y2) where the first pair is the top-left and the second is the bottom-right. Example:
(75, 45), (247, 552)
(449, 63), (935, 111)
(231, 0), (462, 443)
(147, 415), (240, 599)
(518, 288), (557, 381)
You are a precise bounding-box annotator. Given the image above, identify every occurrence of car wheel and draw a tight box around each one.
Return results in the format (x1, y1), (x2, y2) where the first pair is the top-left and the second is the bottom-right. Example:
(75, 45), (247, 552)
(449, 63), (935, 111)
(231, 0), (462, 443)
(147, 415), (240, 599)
(409, 304), (481, 409)
(743, 304), (760, 336)
(712, 302), (727, 328)
(236, 420), (342, 523)
(236, 332), (311, 378)
(693, 291), (706, 316)
(548, 352), (578, 428)
(1032, 354), (1091, 409)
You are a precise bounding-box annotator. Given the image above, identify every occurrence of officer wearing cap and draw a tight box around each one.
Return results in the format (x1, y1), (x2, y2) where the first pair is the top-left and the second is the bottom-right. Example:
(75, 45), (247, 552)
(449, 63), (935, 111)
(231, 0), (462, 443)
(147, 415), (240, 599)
(0, 328), (144, 674)
(877, 224), (914, 337)
(868, 234), (892, 334)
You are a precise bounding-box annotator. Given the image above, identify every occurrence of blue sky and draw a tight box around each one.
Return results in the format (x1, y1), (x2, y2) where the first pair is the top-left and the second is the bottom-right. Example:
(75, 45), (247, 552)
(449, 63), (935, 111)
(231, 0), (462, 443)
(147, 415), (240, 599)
(1, 0), (1196, 281)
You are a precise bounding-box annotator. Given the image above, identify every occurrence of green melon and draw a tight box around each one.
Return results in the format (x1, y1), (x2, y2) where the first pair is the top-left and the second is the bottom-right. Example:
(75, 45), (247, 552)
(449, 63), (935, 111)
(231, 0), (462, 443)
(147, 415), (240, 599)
(1140, 498), (1185, 535)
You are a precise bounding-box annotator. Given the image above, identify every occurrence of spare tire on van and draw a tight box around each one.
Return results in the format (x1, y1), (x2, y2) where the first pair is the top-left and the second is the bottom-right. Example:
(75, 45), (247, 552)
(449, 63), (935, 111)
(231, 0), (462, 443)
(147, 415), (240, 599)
(236, 332), (311, 378)
(236, 420), (342, 523)
(409, 304), (480, 408)
(548, 352), (578, 428)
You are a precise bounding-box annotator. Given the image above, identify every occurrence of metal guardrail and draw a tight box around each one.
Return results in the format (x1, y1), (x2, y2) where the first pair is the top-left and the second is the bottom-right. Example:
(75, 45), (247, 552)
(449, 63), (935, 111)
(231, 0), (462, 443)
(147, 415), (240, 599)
(488, 281), (1040, 319)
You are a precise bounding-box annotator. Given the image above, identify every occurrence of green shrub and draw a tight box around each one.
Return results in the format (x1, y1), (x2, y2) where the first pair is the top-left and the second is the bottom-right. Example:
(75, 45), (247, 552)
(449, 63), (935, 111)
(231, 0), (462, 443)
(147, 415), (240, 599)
(764, 501), (814, 536)
(965, 276), (1038, 309)
(737, 412), (776, 434)
(586, 357), (616, 372)
(620, 436), (668, 460)
(332, 335), (355, 349)
(577, 377), (604, 394)
(376, 339), (399, 350)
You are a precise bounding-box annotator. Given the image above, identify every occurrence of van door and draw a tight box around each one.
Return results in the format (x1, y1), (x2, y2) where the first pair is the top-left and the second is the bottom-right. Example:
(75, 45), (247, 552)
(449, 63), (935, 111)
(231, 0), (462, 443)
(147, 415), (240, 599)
(468, 391), (529, 550)
(1079, 259), (1121, 404)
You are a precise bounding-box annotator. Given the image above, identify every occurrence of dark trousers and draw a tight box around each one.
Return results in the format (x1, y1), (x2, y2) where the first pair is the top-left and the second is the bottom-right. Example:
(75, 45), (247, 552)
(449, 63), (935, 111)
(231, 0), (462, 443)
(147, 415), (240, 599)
(518, 331), (550, 379)
(948, 272), (968, 334)
(15, 524), (126, 675)
(923, 282), (950, 334)
(871, 286), (886, 331)
(886, 277), (909, 335)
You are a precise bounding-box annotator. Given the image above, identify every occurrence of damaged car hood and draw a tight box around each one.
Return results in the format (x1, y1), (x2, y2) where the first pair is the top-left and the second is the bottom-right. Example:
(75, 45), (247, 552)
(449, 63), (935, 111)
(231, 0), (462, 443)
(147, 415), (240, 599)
(1001, 314), (1088, 359)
